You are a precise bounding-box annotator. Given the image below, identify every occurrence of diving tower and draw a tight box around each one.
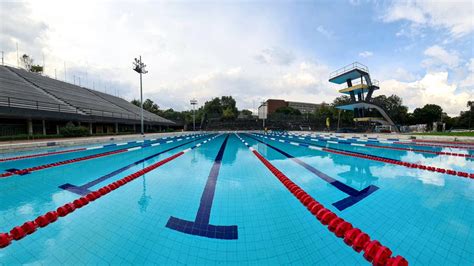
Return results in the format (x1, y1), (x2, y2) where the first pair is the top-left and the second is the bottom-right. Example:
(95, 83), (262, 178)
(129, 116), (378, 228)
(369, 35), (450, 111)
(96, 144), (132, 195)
(329, 62), (399, 132)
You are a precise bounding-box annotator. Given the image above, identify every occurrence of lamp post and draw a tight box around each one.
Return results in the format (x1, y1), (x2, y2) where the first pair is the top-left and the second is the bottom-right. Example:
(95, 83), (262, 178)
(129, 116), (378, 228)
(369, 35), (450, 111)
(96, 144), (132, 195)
(133, 56), (148, 135)
(190, 99), (197, 131)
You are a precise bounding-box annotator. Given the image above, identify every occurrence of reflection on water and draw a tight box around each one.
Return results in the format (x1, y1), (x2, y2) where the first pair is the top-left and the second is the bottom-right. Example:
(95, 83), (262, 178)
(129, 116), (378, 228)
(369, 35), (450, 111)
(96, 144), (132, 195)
(138, 175), (152, 213)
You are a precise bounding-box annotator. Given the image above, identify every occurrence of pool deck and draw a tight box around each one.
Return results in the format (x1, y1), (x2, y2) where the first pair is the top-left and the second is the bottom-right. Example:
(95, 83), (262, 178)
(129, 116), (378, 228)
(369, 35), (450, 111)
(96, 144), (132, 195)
(1, 130), (472, 154)
(0, 132), (200, 153)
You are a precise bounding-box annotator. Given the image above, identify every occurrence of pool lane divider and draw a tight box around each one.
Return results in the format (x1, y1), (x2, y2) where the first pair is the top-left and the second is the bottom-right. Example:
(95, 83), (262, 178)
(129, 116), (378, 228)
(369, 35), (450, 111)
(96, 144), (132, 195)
(410, 139), (474, 146)
(236, 134), (408, 266)
(284, 133), (474, 150)
(393, 141), (474, 150)
(0, 135), (219, 249)
(244, 134), (378, 211)
(0, 134), (200, 178)
(166, 134), (238, 240)
(0, 148), (88, 163)
(278, 132), (473, 159)
(297, 132), (474, 150)
(256, 133), (474, 180)
(0, 134), (195, 163)
(59, 134), (208, 195)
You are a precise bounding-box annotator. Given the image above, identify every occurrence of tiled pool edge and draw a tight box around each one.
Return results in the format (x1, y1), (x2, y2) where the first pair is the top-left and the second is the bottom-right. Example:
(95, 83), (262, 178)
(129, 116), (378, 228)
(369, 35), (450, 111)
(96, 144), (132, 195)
(0, 132), (206, 154)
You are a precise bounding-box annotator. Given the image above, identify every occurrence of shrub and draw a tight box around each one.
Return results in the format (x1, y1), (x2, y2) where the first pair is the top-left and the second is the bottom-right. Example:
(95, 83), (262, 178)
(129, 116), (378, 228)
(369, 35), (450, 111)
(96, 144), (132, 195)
(59, 124), (90, 137)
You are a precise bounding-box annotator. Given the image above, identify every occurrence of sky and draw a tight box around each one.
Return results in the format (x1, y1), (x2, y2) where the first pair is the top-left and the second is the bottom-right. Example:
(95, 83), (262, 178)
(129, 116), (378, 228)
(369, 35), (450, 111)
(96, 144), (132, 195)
(0, 0), (473, 116)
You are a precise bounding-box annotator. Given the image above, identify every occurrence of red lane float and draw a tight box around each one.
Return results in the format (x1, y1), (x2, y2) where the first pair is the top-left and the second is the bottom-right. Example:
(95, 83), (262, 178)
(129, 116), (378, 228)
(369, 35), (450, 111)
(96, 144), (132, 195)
(0, 149), (128, 178)
(394, 141), (473, 150)
(240, 136), (408, 266)
(365, 144), (473, 159)
(411, 139), (474, 146)
(0, 136), (216, 249)
(0, 148), (87, 163)
(322, 148), (473, 180)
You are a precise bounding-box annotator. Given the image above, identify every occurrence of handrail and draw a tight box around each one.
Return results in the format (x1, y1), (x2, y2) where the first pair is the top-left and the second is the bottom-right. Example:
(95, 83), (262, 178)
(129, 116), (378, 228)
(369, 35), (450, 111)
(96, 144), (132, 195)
(329, 62), (369, 79)
(0, 95), (167, 122)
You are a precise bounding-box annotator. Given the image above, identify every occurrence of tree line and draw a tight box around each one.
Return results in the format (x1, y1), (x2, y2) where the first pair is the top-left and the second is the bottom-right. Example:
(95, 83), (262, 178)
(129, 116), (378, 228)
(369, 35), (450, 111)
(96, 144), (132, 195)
(131, 95), (473, 130)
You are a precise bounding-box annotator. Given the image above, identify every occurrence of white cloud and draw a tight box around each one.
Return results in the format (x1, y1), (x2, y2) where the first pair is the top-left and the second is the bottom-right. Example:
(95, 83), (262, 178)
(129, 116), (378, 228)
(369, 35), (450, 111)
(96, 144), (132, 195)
(382, 0), (474, 38)
(422, 45), (460, 69)
(348, 0), (361, 6)
(459, 58), (474, 88)
(382, 1), (426, 24)
(254, 47), (295, 66)
(359, 51), (373, 58)
(316, 25), (334, 39)
(0, 2), (48, 64)
(381, 71), (472, 116)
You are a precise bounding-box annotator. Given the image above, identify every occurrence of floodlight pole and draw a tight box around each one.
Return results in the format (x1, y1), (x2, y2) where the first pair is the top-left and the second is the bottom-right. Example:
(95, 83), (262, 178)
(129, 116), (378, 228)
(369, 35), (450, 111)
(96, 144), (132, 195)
(190, 99), (197, 131)
(140, 64), (143, 134)
(133, 56), (147, 135)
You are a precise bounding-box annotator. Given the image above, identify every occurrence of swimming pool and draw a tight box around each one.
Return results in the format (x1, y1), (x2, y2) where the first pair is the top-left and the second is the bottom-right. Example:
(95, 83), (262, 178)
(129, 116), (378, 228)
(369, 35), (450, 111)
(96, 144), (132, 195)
(0, 132), (473, 264)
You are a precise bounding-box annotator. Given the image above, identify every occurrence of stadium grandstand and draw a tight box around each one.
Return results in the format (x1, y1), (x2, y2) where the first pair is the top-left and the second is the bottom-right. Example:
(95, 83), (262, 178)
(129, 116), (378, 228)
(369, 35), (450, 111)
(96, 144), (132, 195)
(0, 65), (176, 137)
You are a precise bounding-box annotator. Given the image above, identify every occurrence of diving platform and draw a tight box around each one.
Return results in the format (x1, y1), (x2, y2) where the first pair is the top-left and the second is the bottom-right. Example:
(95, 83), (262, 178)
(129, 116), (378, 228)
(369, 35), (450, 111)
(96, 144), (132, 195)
(338, 81), (379, 95)
(329, 62), (399, 132)
(329, 62), (369, 84)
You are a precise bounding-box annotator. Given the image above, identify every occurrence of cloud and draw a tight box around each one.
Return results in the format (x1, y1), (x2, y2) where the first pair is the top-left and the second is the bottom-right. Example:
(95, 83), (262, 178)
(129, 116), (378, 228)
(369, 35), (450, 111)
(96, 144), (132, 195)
(381, 71), (471, 116)
(459, 58), (474, 88)
(348, 0), (361, 6)
(0, 2), (48, 60)
(316, 25), (334, 39)
(359, 51), (373, 58)
(147, 61), (338, 113)
(422, 45), (460, 69)
(381, 0), (474, 38)
(254, 47), (295, 66)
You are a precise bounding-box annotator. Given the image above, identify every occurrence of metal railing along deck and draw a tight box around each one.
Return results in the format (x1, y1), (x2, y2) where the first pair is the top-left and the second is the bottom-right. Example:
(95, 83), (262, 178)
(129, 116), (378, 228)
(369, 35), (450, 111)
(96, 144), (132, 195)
(329, 62), (369, 79)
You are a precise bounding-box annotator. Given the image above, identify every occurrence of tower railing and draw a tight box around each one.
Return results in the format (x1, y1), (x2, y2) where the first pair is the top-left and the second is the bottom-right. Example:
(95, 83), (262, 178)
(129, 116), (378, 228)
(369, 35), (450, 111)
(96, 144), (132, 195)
(329, 62), (369, 79)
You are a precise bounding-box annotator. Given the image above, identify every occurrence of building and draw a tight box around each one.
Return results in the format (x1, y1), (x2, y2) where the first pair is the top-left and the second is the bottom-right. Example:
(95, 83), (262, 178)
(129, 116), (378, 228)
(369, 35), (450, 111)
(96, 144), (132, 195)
(0, 65), (176, 136)
(287, 101), (322, 114)
(258, 99), (324, 118)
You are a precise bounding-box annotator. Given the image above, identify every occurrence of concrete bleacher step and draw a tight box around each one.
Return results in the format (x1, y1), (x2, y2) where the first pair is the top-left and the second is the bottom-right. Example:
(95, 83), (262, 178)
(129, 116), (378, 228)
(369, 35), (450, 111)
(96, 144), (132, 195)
(6, 67), (87, 115)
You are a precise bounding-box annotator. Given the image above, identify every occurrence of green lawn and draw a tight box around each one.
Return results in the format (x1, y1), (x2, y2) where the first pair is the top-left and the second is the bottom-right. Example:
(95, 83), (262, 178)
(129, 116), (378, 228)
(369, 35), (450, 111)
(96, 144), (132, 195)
(412, 131), (474, 137)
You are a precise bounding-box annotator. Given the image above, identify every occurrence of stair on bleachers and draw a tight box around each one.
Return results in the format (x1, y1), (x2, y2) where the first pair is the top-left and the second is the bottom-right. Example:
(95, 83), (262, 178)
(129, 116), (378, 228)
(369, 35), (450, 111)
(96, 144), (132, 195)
(5, 67), (84, 114)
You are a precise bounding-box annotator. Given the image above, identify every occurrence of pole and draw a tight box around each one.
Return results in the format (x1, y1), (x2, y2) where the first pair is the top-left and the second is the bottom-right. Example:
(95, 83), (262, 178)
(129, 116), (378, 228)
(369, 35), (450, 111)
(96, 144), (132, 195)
(193, 104), (196, 131)
(64, 62), (67, 81)
(1, 51), (3, 65)
(16, 43), (19, 68)
(140, 56), (144, 135)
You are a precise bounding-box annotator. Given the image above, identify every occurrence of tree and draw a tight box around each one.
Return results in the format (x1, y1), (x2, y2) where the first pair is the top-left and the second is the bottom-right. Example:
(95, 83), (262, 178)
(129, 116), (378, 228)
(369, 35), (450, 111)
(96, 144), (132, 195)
(131, 98), (159, 114)
(413, 104), (443, 128)
(203, 97), (223, 115)
(222, 107), (236, 120)
(143, 99), (159, 113)
(20, 54), (43, 73)
(241, 109), (253, 116)
(21, 54), (33, 70)
(372, 94), (408, 124)
(131, 99), (141, 107)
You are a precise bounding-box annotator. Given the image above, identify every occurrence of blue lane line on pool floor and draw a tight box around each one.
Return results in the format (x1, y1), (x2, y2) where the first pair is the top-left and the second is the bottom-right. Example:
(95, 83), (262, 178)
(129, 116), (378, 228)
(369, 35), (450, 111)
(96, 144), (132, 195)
(166, 134), (238, 240)
(245, 134), (378, 211)
(260, 132), (402, 163)
(59, 135), (209, 195)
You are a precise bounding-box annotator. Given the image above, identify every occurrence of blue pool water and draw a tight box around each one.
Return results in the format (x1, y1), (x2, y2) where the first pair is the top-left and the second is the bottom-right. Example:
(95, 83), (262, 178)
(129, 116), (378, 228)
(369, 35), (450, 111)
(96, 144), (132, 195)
(0, 132), (473, 264)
